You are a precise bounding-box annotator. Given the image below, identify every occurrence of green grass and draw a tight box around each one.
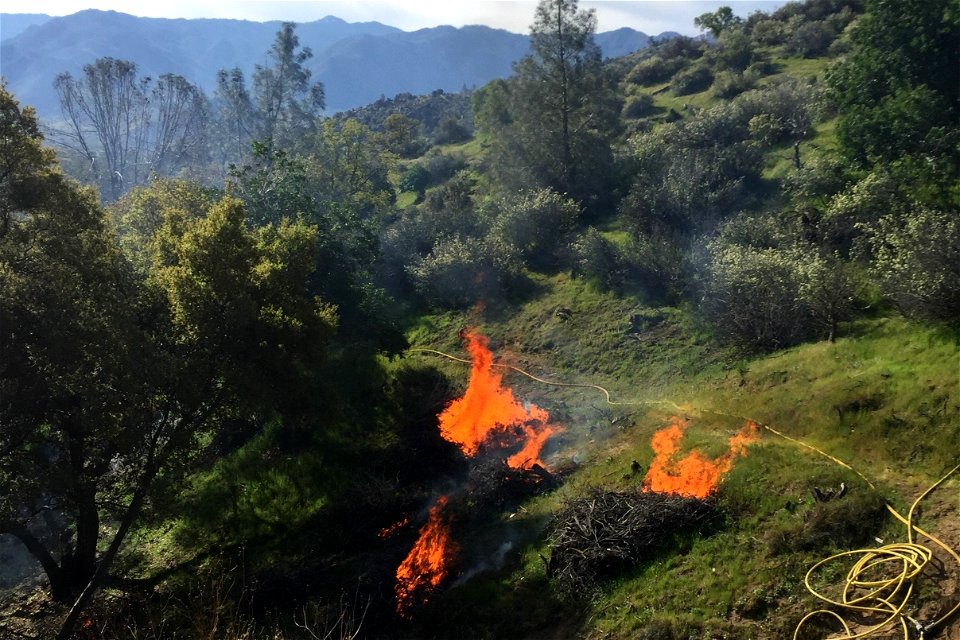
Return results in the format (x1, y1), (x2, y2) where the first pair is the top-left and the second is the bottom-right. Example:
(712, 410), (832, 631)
(402, 270), (959, 639)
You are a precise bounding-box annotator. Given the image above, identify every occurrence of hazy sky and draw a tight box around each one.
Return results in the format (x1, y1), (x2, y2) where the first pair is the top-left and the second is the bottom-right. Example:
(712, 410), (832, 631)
(2, 1), (787, 35)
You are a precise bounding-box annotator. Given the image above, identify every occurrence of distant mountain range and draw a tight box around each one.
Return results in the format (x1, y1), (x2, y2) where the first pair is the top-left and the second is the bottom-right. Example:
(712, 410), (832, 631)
(0, 10), (677, 117)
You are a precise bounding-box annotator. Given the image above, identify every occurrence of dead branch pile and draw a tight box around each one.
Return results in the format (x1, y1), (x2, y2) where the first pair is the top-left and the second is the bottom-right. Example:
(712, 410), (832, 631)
(546, 490), (717, 594)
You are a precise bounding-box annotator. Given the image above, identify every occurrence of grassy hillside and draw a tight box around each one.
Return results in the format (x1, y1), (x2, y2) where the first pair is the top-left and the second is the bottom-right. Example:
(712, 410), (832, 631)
(401, 280), (959, 639)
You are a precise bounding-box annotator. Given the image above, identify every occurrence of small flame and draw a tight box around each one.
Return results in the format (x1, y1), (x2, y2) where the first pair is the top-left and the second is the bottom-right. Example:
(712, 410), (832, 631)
(642, 417), (759, 499)
(395, 496), (457, 617)
(438, 330), (557, 469)
(379, 516), (410, 539)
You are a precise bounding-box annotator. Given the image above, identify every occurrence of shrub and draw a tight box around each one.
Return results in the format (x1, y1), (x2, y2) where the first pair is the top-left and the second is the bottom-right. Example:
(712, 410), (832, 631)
(750, 18), (786, 45)
(671, 64), (713, 96)
(712, 71), (757, 99)
(432, 117), (472, 145)
(407, 236), (517, 307)
(622, 93), (655, 119)
(701, 242), (813, 350)
(399, 164), (430, 194)
(573, 227), (625, 291)
(787, 20), (836, 57)
(865, 208), (960, 322)
(626, 56), (687, 86)
(487, 188), (580, 270)
(423, 149), (467, 185)
(708, 31), (755, 71)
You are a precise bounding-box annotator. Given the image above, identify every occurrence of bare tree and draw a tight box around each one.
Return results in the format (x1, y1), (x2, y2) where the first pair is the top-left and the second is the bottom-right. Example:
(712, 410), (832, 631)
(53, 58), (208, 200)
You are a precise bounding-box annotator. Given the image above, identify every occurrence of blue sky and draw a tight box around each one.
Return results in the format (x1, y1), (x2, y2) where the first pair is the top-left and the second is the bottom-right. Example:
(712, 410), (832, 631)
(2, 1), (787, 35)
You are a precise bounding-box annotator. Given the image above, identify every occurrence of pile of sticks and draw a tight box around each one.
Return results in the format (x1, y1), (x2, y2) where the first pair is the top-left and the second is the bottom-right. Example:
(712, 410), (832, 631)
(545, 490), (717, 593)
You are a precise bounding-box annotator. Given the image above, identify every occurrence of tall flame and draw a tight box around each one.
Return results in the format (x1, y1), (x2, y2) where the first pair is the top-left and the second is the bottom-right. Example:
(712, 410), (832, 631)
(642, 417), (759, 499)
(395, 496), (457, 616)
(437, 330), (557, 469)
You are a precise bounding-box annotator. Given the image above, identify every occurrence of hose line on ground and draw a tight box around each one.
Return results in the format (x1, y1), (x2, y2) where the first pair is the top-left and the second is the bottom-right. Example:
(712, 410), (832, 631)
(407, 346), (960, 638)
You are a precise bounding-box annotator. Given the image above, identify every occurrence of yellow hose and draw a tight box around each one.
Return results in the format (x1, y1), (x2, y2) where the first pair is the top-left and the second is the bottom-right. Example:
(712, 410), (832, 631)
(407, 345), (960, 638)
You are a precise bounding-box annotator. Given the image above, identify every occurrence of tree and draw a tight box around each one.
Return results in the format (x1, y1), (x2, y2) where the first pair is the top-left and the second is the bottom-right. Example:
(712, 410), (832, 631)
(694, 6), (743, 38)
(0, 87), (336, 636)
(253, 22), (325, 151)
(213, 67), (258, 169)
(53, 59), (208, 201)
(501, 0), (619, 210)
(382, 113), (424, 158)
(827, 0), (960, 166)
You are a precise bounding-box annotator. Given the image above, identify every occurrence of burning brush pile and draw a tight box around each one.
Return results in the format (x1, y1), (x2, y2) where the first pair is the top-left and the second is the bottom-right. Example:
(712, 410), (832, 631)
(546, 417), (759, 594)
(392, 331), (562, 617)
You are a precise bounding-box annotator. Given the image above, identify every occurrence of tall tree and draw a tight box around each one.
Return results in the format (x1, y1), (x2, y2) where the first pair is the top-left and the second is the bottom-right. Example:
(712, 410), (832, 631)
(53, 59), (208, 200)
(253, 22), (326, 151)
(493, 0), (619, 212)
(213, 67), (258, 169)
(0, 86), (336, 636)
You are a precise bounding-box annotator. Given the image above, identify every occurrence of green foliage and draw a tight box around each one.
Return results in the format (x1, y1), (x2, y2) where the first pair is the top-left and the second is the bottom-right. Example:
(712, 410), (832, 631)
(621, 93), (655, 119)
(864, 207), (960, 322)
(786, 19), (837, 56)
(336, 89), (473, 142)
(694, 6), (743, 37)
(828, 0), (959, 166)
(383, 113), (425, 158)
(701, 242), (814, 350)
(711, 70), (757, 98)
(489, 0), (620, 212)
(407, 235), (518, 308)
(399, 164), (431, 194)
(625, 56), (687, 86)
(669, 63), (713, 96)
(110, 178), (218, 272)
(487, 188), (580, 270)
(252, 22), (325, 149)
(1, 84), (338, 606)
(707, 31), (756, 72)
(433, 117), (472, 145)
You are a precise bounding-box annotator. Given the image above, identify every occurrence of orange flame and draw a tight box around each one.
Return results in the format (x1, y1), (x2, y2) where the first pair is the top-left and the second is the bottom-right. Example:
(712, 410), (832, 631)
(379, 516), (410, 539)
(438, 330), (558, 469)
(395, 496), (457, 616)
(642, 417), (759, 499)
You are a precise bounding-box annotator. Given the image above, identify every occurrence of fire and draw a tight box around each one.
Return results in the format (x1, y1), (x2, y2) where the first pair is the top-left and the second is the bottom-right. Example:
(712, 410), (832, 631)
(642, 417), (759, 499)
(379, 516), (409, 539)
(393, 331), (560, 615)
(395, 496), (457, 616)
(438, 330), (557, 469)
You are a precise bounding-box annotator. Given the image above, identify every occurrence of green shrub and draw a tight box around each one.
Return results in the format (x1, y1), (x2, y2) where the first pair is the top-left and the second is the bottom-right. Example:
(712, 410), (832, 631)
(399, 164), (430, 194)
(712, 71), (757, 99)
(626, 56), (687, 86)
(865, 208), (960, 322)
(487, 188), (580, 270)
(701, 242), (813, 350)
(433, 117), (471, 145)
(622, 93), (655, 119)
(572, 227), (625, 291)
(407, 236), (517, 307)
(671, 64), (714, 96)
(787, 20), (836, 57)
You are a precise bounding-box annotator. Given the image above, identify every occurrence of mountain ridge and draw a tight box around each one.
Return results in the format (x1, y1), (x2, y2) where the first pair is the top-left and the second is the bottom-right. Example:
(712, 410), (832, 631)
(0, 10), (665, 116)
